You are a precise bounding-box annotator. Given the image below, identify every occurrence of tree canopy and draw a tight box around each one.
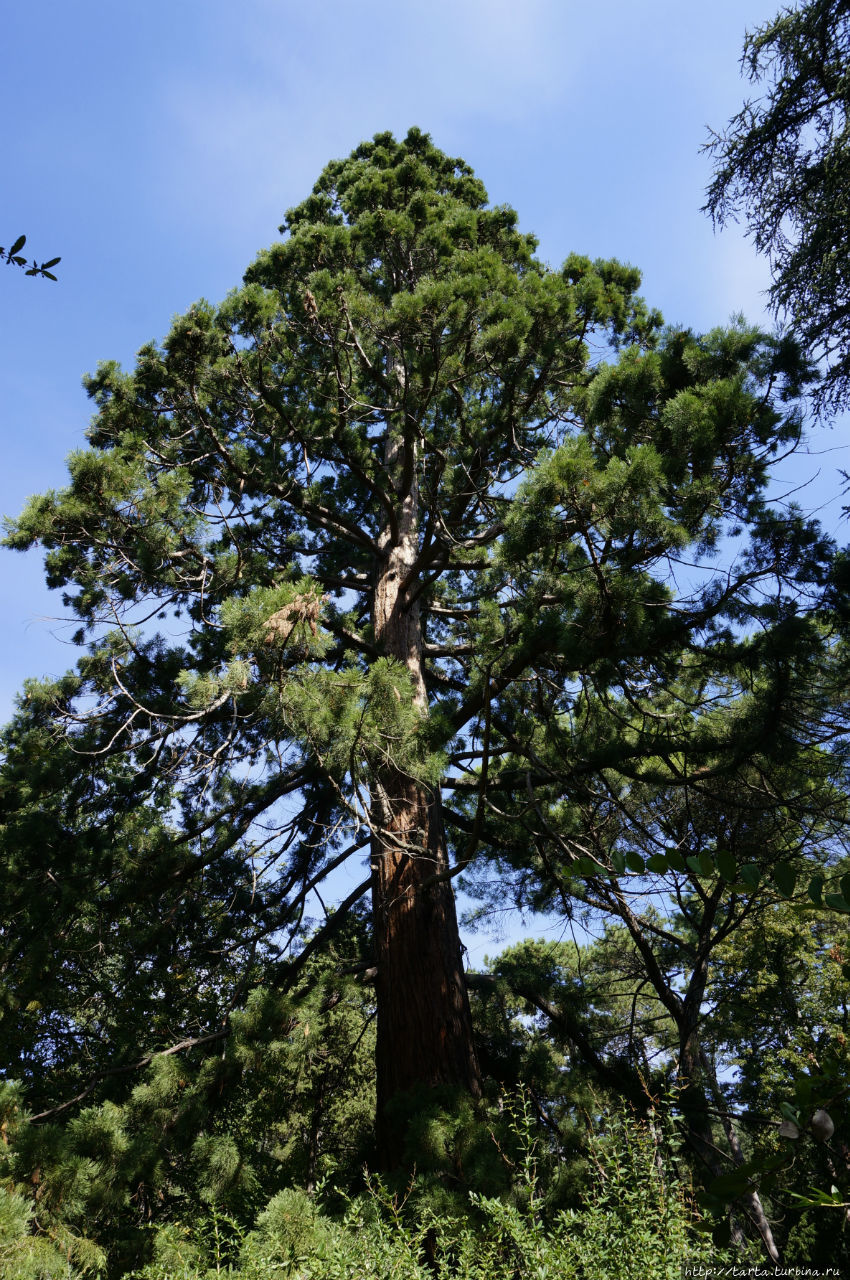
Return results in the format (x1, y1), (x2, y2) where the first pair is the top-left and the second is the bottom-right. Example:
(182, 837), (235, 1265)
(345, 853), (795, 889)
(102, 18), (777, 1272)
(705, 0), (850, 414)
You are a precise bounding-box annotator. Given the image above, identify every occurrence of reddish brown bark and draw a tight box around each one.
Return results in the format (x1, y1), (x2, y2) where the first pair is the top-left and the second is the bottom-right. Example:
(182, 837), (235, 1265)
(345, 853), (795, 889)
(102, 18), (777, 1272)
(369, 432), (481, 1166)
(370, 771), (482, 1164)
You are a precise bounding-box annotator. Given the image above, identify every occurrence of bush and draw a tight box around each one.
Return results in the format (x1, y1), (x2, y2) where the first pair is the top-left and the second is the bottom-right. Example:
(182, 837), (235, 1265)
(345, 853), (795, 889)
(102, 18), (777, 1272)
(128, 1101), (710, 1280)
(0, 1183), (103, 1279)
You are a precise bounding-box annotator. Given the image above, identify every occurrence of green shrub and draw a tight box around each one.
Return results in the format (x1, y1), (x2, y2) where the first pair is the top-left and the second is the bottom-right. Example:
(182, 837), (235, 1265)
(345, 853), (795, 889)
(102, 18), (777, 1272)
(126, 1101), (711, 1280)
(0, 1183), (103, 1279)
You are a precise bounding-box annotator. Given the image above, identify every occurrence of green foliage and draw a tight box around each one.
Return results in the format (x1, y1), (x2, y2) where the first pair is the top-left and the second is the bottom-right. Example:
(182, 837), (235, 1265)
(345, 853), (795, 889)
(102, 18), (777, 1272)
(469, 1106), (705, 1279)
(0, 1136), (106, 1278)
(699, 892), (850, 1265)
(3, 129), (836, 1026)
(0, 951), (376, 1276)
(272, 657), (445, 786)
(3, 126), (849, 1272)
(1, 233), (60, 280)
(247, 1187), (331, 1260)
(0, 700), (269, 1116)
(121, 1102), (708, 1280)
(0, 1185), (92, 1279)
(705, 0), (850, 413)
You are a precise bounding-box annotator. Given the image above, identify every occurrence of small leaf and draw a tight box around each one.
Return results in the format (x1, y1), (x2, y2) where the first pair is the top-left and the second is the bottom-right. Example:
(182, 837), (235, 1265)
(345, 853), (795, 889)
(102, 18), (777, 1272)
(41, 257), (61, 269)
(717, 849), (737, 882)
(625, 852), (645, 874)
(738, 863), (760, 889)
(794, 1076), (813, 1105)
(825, 893), (850, 914)
(807, 876), (824, 906)
(842, 874), (850, 904)
(665, 849), (687, 872)
(41, 270), (58, 281)
(646, 854), (668, 873)
(610, 849), (626, 875)
(773, 862), (797, 897)
(698, 850), (715, 878)
(712, 1218), (732, 1248)
(686, 855), (703, 877)
(708, 1170), (751, 1197)
(9, 235), (26, 256)
(780, 1101), (800, 1123)
(761, 1153), (791, 1173)
(810, 1109), (835, 1142)
(788, 1188), (846, 1207)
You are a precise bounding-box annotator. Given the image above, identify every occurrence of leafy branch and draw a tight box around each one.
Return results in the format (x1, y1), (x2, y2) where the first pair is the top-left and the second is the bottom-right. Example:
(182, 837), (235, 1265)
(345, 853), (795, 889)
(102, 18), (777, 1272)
(2, 233), (60, 280)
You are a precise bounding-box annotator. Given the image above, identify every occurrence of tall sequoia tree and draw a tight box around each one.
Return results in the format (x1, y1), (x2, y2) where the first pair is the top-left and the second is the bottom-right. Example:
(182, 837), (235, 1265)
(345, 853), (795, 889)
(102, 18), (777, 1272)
(3, 129), (834, 1162)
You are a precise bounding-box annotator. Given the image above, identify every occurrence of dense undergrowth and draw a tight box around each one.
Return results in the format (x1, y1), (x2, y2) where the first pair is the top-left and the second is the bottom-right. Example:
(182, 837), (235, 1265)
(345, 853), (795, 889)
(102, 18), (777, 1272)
(2, 936), (843, 1276)
(1, 1098), (721, 1279)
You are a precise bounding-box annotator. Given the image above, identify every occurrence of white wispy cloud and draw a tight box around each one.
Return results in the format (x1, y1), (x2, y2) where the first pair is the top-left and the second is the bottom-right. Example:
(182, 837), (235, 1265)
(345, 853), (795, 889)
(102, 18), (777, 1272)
(155, 0), (578, 243)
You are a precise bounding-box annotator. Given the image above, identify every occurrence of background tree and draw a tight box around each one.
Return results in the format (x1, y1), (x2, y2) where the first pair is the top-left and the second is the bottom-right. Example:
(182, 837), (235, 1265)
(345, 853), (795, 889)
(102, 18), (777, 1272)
(704, 0), (850, 414)
(460, 625), (850, 1261)
(700, 881), (850, 1267)
(0, 948), (378, 1276)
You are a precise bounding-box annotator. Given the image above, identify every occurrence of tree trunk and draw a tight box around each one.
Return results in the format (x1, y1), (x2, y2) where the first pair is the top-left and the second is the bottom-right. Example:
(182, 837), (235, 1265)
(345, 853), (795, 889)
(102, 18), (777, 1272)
(370, 769), (482, 1163)
(699, 1048), (781, 1264)
(678, 1032), (747, 1253)
(369, 431), (481, 1166)
(679, 1030), (725, 1178)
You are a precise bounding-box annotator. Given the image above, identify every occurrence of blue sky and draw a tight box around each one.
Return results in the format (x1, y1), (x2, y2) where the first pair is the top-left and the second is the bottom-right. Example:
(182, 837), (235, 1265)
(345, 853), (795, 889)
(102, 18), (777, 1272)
(1, 1), (846, 738)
